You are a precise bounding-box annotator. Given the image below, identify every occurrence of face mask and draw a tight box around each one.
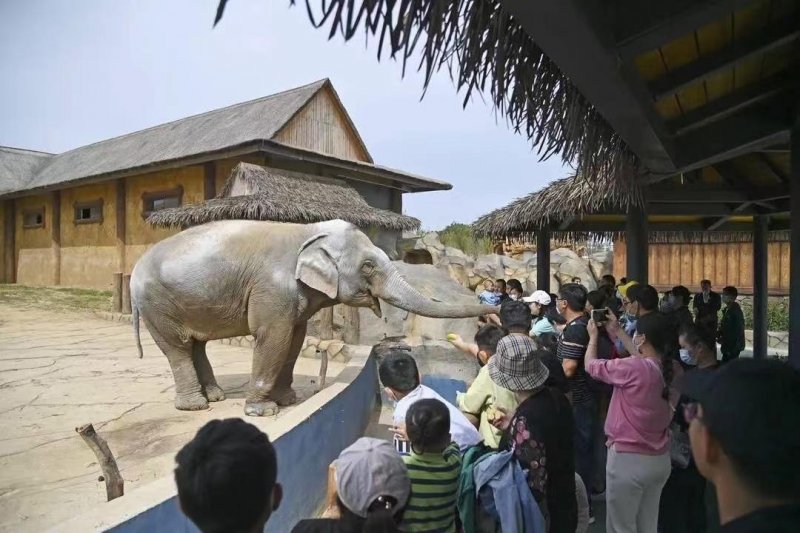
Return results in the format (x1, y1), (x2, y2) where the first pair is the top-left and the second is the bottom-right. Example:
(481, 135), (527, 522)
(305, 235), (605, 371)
(510, 294), (520, 301)
(679, 348), (697, 366)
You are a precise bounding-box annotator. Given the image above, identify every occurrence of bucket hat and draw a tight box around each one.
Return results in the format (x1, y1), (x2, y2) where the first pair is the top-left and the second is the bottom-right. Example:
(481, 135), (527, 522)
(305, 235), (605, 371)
(488, 335), (549, 391)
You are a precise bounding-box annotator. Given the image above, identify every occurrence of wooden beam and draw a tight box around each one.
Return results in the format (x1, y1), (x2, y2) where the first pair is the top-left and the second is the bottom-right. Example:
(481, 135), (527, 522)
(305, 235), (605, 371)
(667, 74), (797, 135)
(555, 219), (790, 233)
(704, 201), (753, 230)
(557, 217), (575, 231)
(649, 17), (800, 99)
(790, 111), (800, 368)
(3, 200), (15, 283)
(116, 178), (126, 273)
(203, 162), (216, 200)
(52, 191), (61, 285)
(712, 161), (781, 209)
(755, 153), (789, 185)
(626, 205), (649, 283)
(498, 0), (677, 175)
(674, 101), (792, 171)
(752, 215), (769, 358)
(614, 0), (754, 60)
(537, 227), (551, 293)
(645, 185), (789, 203)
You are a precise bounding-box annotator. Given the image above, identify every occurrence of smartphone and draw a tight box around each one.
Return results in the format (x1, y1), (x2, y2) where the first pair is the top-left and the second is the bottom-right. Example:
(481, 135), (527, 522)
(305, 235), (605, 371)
(591, 308), (609, 324)
(393, 435), (410, 455)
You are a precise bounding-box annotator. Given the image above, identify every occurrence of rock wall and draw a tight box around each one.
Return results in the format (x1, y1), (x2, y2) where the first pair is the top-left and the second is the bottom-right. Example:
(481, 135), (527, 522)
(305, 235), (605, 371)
(400, 232), (614, 293)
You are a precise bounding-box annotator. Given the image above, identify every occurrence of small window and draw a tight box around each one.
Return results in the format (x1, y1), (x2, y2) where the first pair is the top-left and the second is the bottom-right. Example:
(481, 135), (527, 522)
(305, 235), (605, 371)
(23, 208), (45, 229)
(142, 186), (183, 218)
(74, 199), (103, 224)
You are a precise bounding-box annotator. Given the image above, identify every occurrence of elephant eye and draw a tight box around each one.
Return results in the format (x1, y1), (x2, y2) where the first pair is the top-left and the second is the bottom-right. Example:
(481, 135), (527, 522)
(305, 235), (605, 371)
(361, 260), (375, 276)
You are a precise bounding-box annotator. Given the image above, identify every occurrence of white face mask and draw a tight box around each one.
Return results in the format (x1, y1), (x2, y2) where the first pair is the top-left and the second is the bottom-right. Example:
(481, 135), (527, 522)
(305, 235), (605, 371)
(679, 348), (697, 366)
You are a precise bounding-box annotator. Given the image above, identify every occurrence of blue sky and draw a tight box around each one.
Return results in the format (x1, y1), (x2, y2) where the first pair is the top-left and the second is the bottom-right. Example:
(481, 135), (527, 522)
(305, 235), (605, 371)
(0, 0), (571, 230)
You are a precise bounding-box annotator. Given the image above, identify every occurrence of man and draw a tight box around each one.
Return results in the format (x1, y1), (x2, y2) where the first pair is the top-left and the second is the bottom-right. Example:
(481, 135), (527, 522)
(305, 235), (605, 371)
(693, 279), (722, 335)
(175, 419), (282, 533)
(600, 274), (622, 314)
(680, 359), (800, 532)
(670, 285), (695, 332)
(554, 283), (596, 522)
(718, 286), (745, 363)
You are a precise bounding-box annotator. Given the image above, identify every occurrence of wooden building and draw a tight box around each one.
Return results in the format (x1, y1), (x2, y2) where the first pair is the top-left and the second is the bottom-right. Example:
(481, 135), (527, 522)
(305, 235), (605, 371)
(0, 79), (450, 289)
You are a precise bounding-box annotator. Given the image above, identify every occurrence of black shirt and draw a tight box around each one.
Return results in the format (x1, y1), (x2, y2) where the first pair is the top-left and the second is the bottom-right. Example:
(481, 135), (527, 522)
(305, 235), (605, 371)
(501, 387), (577, 533)
(292, 518), (350, 533)
(556, 316), (593, 404)
(720, 505), (800, 533)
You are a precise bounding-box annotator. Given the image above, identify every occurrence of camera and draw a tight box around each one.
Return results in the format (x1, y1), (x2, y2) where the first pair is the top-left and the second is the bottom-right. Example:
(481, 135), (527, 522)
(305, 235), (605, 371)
(591, 308), (609, 324)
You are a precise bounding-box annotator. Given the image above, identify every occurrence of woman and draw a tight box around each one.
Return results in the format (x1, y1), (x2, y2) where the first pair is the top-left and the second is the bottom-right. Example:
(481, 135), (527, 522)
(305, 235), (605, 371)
(585, 312), (676, 533)
(292, 437), (410, 533)
(658, 324), (719, 533)
(524, 290), (556, 337)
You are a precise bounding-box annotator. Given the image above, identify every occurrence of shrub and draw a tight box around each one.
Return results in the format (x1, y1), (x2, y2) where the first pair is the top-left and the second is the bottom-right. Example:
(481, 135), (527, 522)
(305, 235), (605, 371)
(738, 297), (789, 332)
(438, 223), (494, 257)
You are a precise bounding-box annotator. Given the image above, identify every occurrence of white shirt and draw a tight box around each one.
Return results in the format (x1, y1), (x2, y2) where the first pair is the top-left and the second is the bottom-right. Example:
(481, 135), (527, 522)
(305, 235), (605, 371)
(392, 384), (483, 451)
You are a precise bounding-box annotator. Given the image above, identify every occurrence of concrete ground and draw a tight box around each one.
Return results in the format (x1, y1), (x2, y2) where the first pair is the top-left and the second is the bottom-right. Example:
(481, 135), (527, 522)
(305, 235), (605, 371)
(0, 305), (344, 532)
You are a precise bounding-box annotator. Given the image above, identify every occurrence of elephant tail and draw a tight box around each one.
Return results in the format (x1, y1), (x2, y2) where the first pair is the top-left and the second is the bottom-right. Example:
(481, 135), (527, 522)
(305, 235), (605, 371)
(133, 303), (144, 358)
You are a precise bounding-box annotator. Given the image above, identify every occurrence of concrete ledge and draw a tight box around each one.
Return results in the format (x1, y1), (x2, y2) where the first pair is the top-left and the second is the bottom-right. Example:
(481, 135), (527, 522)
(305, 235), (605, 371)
(52, 353), (378, 533)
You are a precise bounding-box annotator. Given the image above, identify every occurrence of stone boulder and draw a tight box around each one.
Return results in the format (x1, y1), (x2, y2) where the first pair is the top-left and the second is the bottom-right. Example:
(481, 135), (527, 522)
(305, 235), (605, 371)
(358, 261), (482, 345)
(472, 254), (505, 281)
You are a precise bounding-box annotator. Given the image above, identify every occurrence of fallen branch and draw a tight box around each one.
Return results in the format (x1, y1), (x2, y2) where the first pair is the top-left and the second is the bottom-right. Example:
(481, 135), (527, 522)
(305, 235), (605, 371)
(76, 423), (124, 501)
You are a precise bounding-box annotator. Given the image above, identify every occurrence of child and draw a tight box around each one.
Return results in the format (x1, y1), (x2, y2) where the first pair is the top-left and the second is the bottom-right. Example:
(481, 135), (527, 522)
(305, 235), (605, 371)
(456, 327), (519, 448)
(447, 324), (505, 367)
(175, 419), (282, 533)
(380, 351), (483, 453)
(478, 280), (500, 306)
(400, 399), (462, 533)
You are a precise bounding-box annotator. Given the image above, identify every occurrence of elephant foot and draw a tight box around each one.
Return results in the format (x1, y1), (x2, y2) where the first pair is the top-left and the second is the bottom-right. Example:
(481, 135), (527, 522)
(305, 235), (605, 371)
(244, 399), (279, 417)
(175, 392), (209, 411)
(270, 387), (298, 407)
(203, 384), (226, 402)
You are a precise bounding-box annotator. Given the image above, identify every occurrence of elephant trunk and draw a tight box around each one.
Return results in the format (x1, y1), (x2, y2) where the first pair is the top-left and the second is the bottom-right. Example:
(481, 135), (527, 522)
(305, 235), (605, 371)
(372, 268), (498, 319)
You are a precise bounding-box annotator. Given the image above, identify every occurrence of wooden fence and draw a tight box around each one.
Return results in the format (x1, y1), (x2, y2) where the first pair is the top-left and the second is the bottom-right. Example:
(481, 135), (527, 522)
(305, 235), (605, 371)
(613, 240), (790, 295)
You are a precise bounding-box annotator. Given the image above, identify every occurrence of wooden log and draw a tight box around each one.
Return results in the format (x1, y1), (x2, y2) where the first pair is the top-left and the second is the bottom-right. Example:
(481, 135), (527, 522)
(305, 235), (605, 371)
(316, 349), (328, 394)
(342, 306), (360, 345)
(112, 273), (123, 313)
(122, 274), (132, 314)
(75, 423), (124, 501)
(317, 307), (334, 340)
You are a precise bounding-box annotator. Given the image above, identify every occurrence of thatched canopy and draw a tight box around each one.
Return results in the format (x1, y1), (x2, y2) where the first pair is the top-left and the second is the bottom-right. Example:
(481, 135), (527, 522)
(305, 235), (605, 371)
(147, 163), (420, 231)
(473, 172), (791, 244)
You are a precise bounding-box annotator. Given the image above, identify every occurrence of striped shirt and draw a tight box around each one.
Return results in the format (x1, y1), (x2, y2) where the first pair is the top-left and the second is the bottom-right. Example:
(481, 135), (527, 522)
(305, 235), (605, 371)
(400, 442), (461, 533)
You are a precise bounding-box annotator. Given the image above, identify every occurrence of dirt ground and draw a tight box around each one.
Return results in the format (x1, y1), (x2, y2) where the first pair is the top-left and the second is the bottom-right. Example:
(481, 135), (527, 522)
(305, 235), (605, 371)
(0, 302), (343, 532)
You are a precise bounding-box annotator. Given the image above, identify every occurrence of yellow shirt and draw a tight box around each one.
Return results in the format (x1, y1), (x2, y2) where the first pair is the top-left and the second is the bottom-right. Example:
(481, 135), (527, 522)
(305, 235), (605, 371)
(457, 366), (519, 448)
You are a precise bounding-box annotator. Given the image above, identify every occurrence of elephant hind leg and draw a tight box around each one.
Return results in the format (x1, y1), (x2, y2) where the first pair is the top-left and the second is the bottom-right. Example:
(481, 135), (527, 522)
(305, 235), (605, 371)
(147, 319), (208, 411)
(192, 341), (225, 402)
(269, 322), (307, 406)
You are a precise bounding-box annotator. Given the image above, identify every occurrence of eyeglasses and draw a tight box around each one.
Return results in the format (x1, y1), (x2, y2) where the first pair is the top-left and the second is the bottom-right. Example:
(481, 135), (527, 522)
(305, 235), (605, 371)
(683, 402), (702, 424)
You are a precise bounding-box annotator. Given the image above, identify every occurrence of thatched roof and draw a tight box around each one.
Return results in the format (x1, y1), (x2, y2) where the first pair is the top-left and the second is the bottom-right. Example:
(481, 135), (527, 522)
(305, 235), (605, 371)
(472, 175), (637, 238)
(473, 174), (790, 244)
(147, 163), (420, 231)
(218, 0), (643, 189)
(0, 146), (53, 194)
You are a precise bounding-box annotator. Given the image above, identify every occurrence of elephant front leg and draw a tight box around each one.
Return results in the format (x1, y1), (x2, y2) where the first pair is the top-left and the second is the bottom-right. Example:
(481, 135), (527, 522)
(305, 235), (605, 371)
(244, 325), (293, 417)
(269, 322), (307, 406)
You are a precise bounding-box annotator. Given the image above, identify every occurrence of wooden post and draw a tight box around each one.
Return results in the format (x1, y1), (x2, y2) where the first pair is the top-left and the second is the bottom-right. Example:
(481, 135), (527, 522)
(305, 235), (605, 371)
(3, 200), (14, 283)
(789, 111), (800, 368)
(122, 274), (132, 314)
(203, 162), (217, 200)
(317, 307), (334, 340)
(626, 204), (649, 284)
(116, 178), (126, 273)
(342, 306), (360, 344)
(75, 423), (124, 501)
(52, 191), (61, 285)
(752, 215), (768, 359)
(537, 227), (551, 293)
(112, 273), (123, 313)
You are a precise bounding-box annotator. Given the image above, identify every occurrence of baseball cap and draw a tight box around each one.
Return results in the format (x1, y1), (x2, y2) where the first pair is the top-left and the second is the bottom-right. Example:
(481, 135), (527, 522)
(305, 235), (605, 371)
(678, 359), (800, 494)
(333, 437), (410, 518)
(618, 280), (639, 299)
(522, 290), (551, 305)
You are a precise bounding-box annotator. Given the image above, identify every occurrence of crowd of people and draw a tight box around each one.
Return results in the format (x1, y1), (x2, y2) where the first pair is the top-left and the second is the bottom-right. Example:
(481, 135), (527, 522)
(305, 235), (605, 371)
(171, 276), (799, 533)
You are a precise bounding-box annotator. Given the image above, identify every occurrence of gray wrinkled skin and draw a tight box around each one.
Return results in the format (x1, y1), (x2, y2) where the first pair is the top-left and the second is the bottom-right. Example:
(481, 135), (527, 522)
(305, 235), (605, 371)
(130, 219), (497, 416)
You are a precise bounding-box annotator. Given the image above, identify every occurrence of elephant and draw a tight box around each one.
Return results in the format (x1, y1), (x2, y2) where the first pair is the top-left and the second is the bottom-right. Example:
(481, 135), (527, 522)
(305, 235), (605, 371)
(130, 219), (498, 416)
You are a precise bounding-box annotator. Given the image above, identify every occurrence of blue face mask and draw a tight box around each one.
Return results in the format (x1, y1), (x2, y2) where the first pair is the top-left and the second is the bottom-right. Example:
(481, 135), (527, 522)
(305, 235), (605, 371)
(679, 349), (697, 366)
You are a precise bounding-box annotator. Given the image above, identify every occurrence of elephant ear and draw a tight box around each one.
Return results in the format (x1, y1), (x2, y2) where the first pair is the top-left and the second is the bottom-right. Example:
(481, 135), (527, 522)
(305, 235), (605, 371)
(296, 233), (338, 299)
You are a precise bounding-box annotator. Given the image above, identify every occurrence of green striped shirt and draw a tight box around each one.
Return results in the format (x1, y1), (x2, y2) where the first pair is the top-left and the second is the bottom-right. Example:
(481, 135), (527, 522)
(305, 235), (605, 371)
(400, 442), (461, 533)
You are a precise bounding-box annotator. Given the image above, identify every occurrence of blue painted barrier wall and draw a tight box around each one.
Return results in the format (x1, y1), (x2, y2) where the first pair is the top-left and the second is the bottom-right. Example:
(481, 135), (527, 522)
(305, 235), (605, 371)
(108, 355), (378, 533)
